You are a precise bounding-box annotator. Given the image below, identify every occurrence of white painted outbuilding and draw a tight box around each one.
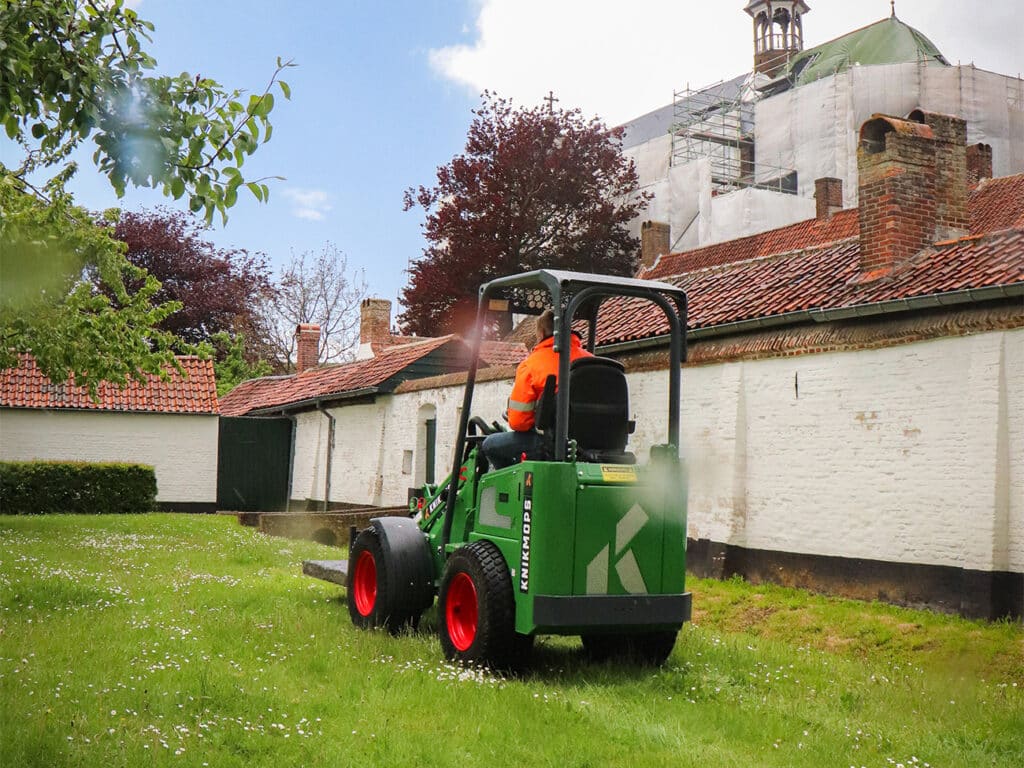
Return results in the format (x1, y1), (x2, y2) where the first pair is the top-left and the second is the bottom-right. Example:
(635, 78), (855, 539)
(0, 356), (220, 512)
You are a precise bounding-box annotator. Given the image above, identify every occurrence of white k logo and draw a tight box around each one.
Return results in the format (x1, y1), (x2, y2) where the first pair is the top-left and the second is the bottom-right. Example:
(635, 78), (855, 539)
(586, 503), (649, 594)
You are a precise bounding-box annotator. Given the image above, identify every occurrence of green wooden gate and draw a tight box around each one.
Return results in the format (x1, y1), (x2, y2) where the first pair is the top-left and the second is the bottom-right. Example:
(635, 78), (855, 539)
(217, 417), (292, 511)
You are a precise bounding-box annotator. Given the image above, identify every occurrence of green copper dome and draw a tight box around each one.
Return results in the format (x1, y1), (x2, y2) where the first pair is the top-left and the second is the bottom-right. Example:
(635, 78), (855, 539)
(786, 16), (949, 86)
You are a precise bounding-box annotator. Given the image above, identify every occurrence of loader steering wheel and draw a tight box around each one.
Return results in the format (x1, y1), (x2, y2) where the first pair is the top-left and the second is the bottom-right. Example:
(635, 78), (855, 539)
(468, 416), (499, 436)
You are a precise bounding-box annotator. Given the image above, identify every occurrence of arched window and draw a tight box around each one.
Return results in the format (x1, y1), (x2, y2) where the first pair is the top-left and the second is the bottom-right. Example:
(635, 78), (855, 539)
(415, 404), (437, 486)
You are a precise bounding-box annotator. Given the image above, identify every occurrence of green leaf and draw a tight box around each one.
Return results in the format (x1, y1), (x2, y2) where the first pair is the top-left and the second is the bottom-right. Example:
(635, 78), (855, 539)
(279, 80), (291, 100)
(247, 182), (264, 202)
(31, 123), (46, 139)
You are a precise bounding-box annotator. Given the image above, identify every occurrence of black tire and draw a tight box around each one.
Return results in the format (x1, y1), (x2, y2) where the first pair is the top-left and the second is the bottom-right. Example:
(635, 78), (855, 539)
(346, 519), (435, 633)
(581, 630), (677, 666)
(347, 528), (396, 630)
(438, 541), (530, 669)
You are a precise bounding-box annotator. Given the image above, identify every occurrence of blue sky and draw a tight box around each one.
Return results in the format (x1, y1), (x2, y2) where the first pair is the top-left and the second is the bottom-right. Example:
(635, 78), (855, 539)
(13, 1), (1023, 312)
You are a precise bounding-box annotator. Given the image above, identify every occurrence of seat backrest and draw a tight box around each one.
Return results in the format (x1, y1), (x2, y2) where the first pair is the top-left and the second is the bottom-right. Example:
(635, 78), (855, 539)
(569, 356), (629, 452)
(534, 374), (557, 432)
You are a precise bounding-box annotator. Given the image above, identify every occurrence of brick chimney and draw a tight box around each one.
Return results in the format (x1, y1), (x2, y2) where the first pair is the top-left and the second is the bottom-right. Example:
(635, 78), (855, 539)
(856, 114), (937, 278)
(295, 323), (321, 373)
(360, 298), (392, 345)
(640, 221), (671, 269)
(814, 177), (843, 219)
(907, 109), (968, 240)
(966, 143), (993, 186)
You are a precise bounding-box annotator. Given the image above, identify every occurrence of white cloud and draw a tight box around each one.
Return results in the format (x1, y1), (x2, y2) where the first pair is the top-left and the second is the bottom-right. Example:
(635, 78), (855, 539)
(283, 188), (331, 222)
(430, 0), (1024, 127)
(95, 0), (144, 9)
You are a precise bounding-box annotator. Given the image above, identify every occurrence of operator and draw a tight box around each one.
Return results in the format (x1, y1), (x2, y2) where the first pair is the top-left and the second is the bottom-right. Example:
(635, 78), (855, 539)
(481, 308), (592, 469)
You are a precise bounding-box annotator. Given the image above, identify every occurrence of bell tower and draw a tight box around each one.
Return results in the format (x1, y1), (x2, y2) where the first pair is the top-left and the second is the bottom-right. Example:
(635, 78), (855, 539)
(745, 1), (810, 77)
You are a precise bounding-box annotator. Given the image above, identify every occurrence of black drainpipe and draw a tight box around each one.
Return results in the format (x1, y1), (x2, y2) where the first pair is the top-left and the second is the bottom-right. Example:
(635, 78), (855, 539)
(283, 411), (297, 511)
(316, 402), (335, 512)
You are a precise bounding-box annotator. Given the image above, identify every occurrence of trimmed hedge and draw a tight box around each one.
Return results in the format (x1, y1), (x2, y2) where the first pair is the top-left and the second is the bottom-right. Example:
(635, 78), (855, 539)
(0, 461), (157, 514)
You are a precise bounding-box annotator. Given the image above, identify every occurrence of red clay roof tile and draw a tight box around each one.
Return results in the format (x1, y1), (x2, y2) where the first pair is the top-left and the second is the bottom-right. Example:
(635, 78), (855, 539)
(640, 208), (860, 279)
(219, 335), (464, 416)
(969, 175), (1024, 235)
(0, 356), (218, 415)
(479, 340), (528, 367)
(601, 174), (1024, 345)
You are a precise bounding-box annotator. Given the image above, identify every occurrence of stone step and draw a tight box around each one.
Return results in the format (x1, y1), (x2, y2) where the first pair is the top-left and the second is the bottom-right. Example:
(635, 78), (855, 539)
(252, 506), (409, 547)
(303, 559), (348, 586)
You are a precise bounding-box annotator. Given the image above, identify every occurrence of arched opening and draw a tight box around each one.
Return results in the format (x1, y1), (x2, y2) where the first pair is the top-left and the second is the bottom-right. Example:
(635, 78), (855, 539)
(415, 403), (438, 487)
(312, 528), (337, 547)
(860, 117), (896, 154)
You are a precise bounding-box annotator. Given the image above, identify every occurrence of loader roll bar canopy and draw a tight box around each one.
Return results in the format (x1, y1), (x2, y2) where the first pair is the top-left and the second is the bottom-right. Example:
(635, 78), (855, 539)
(441, 269), (689, 550)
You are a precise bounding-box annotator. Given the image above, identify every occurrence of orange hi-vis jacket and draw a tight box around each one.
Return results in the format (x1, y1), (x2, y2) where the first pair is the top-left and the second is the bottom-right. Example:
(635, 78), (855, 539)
(507, 334), (592, 432)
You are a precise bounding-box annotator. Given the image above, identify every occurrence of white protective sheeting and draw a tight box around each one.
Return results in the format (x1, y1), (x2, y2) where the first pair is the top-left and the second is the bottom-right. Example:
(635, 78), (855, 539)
(708, 187), (816, 245)
(756, 63), (1024, 205)
(628, 63), (1023, 257)
(624, 132), (672, 185)
(667, 158), (709, 251)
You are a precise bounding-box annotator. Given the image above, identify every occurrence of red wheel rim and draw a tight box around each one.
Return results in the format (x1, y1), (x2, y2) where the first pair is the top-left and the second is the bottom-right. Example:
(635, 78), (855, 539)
(352, 550), (377, 616)
(445, 572), (478, 652)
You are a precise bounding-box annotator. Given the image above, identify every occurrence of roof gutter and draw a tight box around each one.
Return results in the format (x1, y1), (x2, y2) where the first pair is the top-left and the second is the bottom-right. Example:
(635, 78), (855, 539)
(597, 283), (1024, 355)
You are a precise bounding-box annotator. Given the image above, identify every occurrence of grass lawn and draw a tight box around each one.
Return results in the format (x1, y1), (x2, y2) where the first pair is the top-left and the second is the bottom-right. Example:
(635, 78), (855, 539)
(1, 514), (1021, 767)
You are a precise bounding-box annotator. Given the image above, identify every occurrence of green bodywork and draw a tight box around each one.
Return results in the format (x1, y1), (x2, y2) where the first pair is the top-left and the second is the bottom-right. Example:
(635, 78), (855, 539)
(415, 444), (688, 636)
(405, 269), (691, 641)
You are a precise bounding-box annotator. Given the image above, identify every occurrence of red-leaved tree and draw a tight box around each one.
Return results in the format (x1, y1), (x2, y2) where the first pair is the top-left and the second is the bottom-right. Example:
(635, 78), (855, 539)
(114, 208), (274, 356)
(400, 92), (649, 337)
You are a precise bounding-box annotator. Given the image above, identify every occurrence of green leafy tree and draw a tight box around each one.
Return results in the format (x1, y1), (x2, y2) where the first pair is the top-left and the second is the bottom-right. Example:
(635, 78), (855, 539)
(209, 332), (272, 397)
(0, 181), (181, 394)
(0, 0), (291, 390)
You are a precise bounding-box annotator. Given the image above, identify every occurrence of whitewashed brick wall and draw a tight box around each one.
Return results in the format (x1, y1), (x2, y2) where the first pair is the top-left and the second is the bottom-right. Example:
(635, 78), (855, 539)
(0, 410), (218, 504)
(665, 329), (1023, 574)
(299, 327), (1022, 574)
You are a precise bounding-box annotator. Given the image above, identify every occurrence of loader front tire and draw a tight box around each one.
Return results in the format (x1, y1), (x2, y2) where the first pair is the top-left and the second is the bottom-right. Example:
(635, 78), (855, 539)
(439, 540), (529, 669)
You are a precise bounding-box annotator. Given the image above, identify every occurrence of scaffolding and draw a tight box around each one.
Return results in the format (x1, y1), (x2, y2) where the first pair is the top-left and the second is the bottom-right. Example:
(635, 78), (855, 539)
(670, 79), (797, 194)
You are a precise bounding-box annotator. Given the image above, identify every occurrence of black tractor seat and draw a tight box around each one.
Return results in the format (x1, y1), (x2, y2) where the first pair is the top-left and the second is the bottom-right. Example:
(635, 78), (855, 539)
(534, 356), (636, 464)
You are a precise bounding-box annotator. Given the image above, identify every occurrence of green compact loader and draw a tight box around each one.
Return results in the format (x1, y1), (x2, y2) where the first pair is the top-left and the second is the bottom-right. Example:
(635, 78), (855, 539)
(345, 269), (691, 668)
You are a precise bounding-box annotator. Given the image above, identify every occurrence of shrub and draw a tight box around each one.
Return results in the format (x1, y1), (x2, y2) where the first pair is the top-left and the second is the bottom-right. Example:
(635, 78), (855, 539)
(0, 461), (157, 514)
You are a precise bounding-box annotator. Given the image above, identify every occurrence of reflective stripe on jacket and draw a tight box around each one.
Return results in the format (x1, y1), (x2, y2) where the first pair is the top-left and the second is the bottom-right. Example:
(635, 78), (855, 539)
(508, 334), (592, 432)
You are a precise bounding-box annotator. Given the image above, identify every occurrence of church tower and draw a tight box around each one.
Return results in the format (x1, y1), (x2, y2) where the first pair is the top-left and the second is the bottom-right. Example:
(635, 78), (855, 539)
(745, 1), (810, 77)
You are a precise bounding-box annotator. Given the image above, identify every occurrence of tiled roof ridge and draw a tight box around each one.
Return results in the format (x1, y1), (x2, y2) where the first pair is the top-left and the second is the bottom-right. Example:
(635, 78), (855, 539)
(640, 208), (860, 279)
(935, 226), (1023, 249)
(218, 333), (467, 416)
(658, 233), (862, 283)
(378, 333), (455, 353)
(233, 334), (459, 390)
(971, 173), (1024, 195)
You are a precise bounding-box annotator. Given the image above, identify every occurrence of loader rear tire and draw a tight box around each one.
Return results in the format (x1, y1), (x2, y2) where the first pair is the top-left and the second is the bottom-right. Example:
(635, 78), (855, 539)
(439, 540), (529, 670)
(581, 630), (677, 666)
